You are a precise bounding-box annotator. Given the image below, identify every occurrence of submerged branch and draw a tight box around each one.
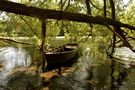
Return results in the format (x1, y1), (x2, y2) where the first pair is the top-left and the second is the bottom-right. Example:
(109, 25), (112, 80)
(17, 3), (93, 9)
(0, 37), (34, 46)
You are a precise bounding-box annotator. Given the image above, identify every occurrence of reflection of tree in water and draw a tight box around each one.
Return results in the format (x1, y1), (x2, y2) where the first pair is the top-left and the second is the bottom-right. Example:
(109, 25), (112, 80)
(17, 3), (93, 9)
(117, 67), (128, 86)
(88, 63), (111, 90)
(111, 61), (129, 90)
(110, 61), (116, 89)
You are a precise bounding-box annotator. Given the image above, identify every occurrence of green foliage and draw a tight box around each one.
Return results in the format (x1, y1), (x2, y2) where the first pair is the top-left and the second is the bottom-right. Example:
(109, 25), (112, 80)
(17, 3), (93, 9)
(0, 0), (135, 50)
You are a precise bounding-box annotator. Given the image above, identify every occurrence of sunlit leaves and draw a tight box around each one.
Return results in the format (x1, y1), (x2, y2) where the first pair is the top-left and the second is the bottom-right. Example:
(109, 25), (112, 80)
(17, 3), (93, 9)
(0, 0), (135, 50)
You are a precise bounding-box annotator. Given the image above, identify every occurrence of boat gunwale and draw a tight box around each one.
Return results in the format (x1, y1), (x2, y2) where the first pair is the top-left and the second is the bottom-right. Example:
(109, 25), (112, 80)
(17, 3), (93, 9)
(45, 44), (79, 55)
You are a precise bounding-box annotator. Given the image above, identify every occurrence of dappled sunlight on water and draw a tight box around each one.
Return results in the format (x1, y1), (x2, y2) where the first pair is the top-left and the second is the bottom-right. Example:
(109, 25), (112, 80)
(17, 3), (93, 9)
(114, 47), (135, 61)
(113, 47), (135, 68)
(0, 47), (31, 70)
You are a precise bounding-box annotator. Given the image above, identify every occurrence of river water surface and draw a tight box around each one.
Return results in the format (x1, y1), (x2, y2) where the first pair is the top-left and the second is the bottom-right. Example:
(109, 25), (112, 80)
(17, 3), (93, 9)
(0, 43), (135, 90)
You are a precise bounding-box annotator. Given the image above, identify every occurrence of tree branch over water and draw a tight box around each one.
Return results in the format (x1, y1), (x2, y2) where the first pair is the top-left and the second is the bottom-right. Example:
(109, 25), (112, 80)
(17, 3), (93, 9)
(0, 1), (135, 53)
(0, 1), (135, 30)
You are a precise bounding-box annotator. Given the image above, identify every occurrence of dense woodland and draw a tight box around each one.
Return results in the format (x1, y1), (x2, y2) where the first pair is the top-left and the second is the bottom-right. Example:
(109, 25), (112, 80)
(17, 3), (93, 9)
(0, 0), (135, 57)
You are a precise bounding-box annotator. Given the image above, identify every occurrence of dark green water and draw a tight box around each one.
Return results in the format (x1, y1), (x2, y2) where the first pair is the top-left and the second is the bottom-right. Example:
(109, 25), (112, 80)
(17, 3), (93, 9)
(0, 41), (135, 90)
(48, 44), (135, 90)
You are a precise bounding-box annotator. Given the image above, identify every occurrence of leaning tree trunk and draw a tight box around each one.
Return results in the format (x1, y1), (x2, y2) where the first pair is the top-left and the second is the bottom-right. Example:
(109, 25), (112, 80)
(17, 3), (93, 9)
(109, 0), (135, 55)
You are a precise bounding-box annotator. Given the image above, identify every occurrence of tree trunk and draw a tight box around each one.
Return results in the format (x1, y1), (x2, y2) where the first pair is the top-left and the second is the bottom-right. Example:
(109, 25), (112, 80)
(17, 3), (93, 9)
(86, 0), (91, 15)
(109, 0), (134, 54)
(103, 0), (107, 18)
(40, 19), (47, 72)
(109, 0), (116, 56)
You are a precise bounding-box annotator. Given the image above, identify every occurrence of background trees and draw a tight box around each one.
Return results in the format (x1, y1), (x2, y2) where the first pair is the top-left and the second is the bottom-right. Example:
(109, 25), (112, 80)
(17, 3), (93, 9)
(0, 0), (135, 55)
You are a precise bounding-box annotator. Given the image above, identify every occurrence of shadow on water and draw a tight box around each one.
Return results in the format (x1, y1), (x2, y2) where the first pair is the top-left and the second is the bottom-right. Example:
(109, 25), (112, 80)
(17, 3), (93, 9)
(6, 67), (42, 90)
(47, 46), (135, 90)
(110, 61), (129, 90)
(46, 53), (79, 71)
(0, 45), (135, 90)
(48, 47), (93, 90)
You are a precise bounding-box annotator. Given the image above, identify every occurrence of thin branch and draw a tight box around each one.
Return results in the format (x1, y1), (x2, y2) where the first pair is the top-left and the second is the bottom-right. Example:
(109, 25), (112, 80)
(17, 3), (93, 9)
(116, 36), (135, 46)
(59, 0), (67, 10)
(89, 0), (102, 10)
(0, 37), (34, 46)
(127, 36), (135, 40)
(19, 15), (37, 38)
(64, 0), (70, 11)
(39, 0), (47, 6)
(104, 23), (135, 52)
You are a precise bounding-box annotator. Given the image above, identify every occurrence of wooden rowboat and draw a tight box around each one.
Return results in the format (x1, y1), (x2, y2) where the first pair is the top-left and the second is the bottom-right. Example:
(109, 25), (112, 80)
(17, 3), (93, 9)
(45, 44), (79, 65)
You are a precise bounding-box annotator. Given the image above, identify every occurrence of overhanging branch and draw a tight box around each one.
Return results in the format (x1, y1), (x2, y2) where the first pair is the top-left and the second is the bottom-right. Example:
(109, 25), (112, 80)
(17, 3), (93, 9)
(0, 1), (135, 30)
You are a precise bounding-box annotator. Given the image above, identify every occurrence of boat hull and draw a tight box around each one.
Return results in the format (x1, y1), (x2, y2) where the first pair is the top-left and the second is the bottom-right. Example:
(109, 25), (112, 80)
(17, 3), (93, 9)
(45, 44), (79, 65)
